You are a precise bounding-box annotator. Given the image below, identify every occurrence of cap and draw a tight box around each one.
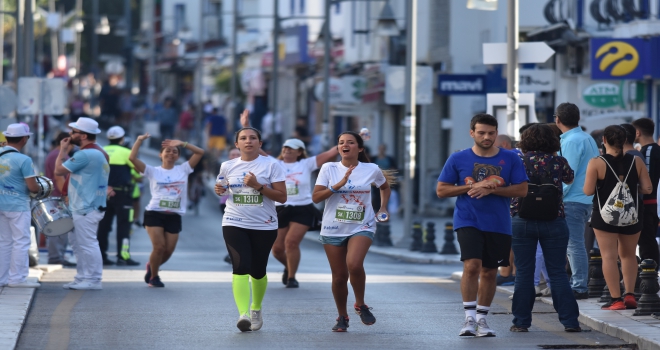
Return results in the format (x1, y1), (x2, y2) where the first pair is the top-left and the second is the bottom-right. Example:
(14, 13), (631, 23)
(2, 123), (33, 137)
(282, 138), (305, 150)
(68, 117), (101, 134)
(107, 126), (126, 140)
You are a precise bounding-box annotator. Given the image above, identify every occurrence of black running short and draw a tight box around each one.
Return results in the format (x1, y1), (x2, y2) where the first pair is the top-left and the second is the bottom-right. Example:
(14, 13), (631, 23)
(143, 210), (182, 233)
(456, 226), (511, 269)
(276, 204), (317, 229)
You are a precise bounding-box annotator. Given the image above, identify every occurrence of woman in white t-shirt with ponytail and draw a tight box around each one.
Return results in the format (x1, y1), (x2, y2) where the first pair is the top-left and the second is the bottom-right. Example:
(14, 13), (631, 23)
(214, 125), (287, 332)
(312, 131), (393, 332)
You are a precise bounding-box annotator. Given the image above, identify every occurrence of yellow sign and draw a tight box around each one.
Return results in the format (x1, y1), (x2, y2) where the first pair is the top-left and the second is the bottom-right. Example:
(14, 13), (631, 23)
(594, 41), (639, 77)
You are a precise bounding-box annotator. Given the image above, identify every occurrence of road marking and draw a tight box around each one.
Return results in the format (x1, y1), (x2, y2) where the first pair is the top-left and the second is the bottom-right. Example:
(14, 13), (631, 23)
(46, 291), (84, 350)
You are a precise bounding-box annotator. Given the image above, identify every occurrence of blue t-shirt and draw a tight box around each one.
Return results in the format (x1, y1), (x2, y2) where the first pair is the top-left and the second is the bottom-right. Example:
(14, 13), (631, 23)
(204, 114), (227, 137)
(0, 146), (36, 212)
(63, 149), (110, 215)
(438, 148), (528, 235)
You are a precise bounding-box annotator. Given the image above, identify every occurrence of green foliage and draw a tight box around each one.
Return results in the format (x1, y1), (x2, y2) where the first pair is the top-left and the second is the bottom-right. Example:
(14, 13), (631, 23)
(215, 68), (244, 99)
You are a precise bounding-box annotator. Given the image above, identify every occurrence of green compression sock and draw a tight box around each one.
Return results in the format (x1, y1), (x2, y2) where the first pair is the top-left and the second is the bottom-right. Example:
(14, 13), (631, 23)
(232, 274), (250, 315)
(250, 275), (268, 311)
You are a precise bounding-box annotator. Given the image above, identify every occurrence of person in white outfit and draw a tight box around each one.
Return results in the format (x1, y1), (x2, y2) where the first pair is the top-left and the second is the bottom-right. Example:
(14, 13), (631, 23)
(55, 117), (110, 290)
(0, 124), (41, 288)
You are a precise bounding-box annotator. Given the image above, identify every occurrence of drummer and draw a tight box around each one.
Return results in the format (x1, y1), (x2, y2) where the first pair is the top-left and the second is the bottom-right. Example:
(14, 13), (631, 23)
(0, 124), (41, 288)
(44, 131), (76, 267)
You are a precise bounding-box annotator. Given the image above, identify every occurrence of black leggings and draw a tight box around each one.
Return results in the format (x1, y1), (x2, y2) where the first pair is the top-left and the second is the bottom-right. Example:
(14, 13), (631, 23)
(223, 226), (277, 279)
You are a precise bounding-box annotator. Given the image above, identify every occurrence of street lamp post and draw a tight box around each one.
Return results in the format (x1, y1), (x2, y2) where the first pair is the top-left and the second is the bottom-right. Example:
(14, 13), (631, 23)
(401, 0), (417, 246)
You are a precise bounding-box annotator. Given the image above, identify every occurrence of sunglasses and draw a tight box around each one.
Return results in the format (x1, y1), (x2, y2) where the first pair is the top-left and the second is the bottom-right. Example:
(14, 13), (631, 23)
(70, 130), (84, 135)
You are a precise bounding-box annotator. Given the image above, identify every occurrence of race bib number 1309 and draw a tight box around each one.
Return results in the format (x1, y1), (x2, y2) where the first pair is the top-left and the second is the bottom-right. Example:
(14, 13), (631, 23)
(334, 203), (365, 223)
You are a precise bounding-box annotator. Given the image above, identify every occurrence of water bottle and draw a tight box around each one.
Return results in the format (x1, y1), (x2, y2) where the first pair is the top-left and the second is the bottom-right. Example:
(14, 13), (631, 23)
(376, 212), (388, 222)
(360, 128), (371, 141)
(216, 175), (228, 195)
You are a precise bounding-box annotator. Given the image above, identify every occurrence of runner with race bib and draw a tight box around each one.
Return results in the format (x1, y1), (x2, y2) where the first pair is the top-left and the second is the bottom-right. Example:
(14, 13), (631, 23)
(129, 134), (204, 288)
(312, 131), (393, 332)
(215, 123), (287, 332)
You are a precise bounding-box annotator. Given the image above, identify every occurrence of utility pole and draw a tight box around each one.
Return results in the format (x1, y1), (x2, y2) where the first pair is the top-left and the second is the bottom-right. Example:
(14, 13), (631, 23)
(74, 0), (82, 77)
(124, 0), (132, 90)
(401, 0), (417, 247)
(322, 0), (331, 148)
(507, 0), (519, 136)
(197, 0), (205, 145)
(270, 0), (279, 152)
(147, 0), (156, 106)
(92, 0), (99, 73)
(230, 0), (238, 131)
(24, 0), (34, 77)
(0, 0), (4, 83)
(49, 0), (57, 65)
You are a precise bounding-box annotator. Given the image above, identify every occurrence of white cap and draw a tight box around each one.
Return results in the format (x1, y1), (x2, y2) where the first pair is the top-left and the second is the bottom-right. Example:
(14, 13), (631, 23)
(68, 117), (101, 134)
(282, 138), (305, 150)
(2, 123), (33, 137)
(107, 126), (126, 140)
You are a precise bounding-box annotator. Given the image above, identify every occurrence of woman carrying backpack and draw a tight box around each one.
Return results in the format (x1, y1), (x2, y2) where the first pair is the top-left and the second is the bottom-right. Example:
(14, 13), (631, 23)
(584, 125), (652, 310)
(510, 124), (581, 332)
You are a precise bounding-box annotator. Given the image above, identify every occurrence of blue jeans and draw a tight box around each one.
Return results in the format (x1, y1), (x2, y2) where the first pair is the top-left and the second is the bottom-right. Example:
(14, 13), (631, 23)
(511, 216), (580, 329)
(563, 202), (591, 293)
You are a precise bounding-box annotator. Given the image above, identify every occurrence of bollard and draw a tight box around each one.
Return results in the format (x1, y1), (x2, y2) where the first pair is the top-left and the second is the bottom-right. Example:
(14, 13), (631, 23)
(633, 259), (660, 316)
(440, 222), (459, 255)
(374, 222), (393, 247)
(634, 256), (642, 301)
(599, 260), (624, 302)
(421, 222), (438, 253)
(409, 222), (423, 251)
(587, 249), (606, 298)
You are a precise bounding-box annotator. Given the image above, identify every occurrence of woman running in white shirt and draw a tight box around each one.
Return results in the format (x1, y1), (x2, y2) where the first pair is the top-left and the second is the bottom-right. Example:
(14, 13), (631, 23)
(129, 134), (204, 288)
(214, 126), (287, 332)
(312, 131), (392, 332)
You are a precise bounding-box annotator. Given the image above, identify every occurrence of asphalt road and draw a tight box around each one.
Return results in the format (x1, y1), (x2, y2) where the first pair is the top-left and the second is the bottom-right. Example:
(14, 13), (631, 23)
(15, 154), (632, 350)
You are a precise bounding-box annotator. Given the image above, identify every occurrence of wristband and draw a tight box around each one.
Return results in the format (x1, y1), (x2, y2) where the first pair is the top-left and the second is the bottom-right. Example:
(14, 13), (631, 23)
(329, 186), (339, 193)
(182, 142), (188, 148)
(257, 185), (265, 192)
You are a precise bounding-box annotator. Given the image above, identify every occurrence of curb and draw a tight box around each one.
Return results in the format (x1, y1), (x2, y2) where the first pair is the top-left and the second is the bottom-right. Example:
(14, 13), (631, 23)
(450, 271), (660, 350)
(0, 265), (61, 350)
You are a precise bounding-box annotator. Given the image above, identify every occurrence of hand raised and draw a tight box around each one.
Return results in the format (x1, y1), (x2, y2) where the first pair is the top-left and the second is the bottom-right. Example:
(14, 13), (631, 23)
(162, 139), (183, 148)
(240, 109), (250, 127)
(137, 133), (150, 142)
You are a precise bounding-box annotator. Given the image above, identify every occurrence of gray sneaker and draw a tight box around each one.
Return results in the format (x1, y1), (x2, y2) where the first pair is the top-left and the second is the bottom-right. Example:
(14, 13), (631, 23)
(236, 314), (251, 332)
(459, 316), (477, 336)
(476, 318), (496, 337)
(250, 309), (263, 331)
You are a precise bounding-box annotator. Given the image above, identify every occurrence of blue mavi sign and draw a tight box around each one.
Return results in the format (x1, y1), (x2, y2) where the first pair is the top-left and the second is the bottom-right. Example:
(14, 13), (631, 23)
(437, 74), (487, 95)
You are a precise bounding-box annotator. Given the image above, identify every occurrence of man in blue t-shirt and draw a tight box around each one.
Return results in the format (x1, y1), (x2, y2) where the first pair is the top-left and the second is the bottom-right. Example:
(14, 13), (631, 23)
(55, 117), (110, 291)
(437, 113), (528, 337)
(0, 124), (40, 288)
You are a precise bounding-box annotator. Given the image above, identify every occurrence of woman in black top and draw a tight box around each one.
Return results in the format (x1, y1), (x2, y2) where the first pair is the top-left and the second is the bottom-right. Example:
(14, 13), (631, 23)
(584, 125), (652, 311)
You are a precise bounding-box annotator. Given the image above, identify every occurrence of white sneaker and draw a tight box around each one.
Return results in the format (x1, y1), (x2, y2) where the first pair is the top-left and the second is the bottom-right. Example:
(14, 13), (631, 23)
(476, 318), (496, 337)
(8, 281), (41, 288)
(459, 316), (477, 336)
(250, 309), (263, 331)
(236, 314), (251, 332)
(540, 287), (551, 296)
(68, 281), (102, 290)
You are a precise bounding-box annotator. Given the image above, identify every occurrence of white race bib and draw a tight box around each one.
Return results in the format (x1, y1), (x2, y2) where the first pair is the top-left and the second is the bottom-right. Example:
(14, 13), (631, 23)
(159, 196), (181, 209)
(232, 186), (264, 206)
(334, 203), (365, 224)
(286, 181), (299, 197)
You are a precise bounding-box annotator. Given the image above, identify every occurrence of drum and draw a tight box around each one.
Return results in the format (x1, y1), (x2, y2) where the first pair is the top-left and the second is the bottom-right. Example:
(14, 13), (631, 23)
(30, 176), (54, 200)
(31, 197), (73, 237)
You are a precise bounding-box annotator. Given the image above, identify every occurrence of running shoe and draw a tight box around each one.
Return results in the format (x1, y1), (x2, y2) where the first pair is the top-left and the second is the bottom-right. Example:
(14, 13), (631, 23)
(250, 309), (263, 331)
(148, 276), (165, 288)
(332, 315), (349, 332)
(601, 299), (625, 310)
(237, 314), (252, 332)
(476, 318), (496, 337)
(354, 304), (376, 325)
(623, 293), (637, 310)
(509, 325), (528, 332)
(459, 316), (477, 336)
(144, 262), (151, 284)
(117, 258), (140, 266)
(282, 269), (288, 285)
(564, 327), (582, 332)
(286, 278), (299, 288)
(496, 274), (515, 286)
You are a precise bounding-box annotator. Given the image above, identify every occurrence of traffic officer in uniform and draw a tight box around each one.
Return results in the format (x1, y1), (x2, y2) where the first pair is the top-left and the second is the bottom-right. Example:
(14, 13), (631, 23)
(97, 126), (140, 266)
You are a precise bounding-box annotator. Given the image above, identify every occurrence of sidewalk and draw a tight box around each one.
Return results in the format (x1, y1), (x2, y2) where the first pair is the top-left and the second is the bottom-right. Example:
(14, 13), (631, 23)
(451, 271), (660, 350)
(0, 265), (61, 350)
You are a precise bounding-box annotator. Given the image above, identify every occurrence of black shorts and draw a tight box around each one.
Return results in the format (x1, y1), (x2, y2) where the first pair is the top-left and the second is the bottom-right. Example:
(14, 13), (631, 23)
(143, 210), (182, 233)
(456, 227), (512, 269)
(276, 204), (317, 229)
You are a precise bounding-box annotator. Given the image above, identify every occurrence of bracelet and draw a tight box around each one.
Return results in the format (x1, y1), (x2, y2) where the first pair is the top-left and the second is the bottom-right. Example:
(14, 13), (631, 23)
(182, 142), (188, 148)
(469, 183), (473, 189)
(257, 185), (265, 192)
(329, 186), (339, 193)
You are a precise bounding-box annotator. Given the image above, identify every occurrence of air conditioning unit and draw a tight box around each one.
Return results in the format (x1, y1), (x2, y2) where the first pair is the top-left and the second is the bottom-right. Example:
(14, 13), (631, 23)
(564, 45), (585, 76)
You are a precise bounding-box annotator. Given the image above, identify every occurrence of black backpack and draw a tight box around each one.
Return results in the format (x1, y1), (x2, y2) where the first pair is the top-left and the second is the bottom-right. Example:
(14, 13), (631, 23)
(517, 156), (560, 221)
